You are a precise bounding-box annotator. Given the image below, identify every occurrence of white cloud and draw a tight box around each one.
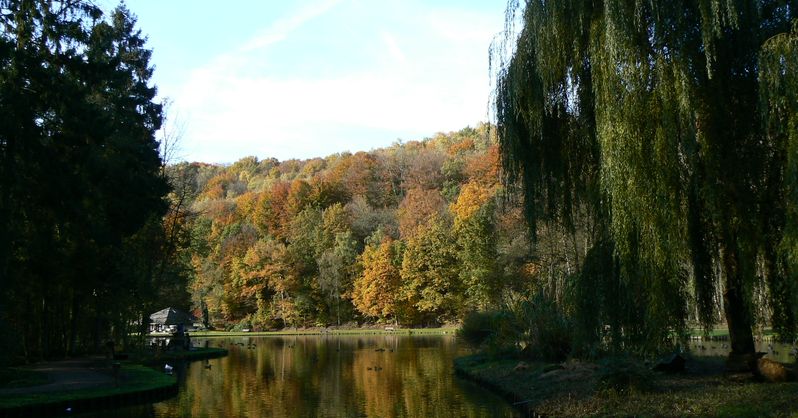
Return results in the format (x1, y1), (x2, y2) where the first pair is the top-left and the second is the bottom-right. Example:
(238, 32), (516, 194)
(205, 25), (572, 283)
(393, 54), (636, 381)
(240, 0), (342, 52)
(380, 32), (406, 65)
(170, 2), (503, 163)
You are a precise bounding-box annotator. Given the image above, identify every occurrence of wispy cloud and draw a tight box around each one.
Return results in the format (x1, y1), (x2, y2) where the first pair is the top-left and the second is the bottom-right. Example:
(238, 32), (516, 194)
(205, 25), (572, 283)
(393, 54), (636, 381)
(169, 1), (504, 163)
(381, 32), (406, 64)
(240, 0), (342, 52)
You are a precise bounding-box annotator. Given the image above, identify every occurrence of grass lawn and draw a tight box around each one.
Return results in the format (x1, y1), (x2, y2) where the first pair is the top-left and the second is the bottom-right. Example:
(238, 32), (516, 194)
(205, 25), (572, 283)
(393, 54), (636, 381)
(455, 354), (798, 417)
(0, 364), (175, 410)
(0, 368), (49, 390)
(0, 347), (226, 413)
(687, 326), (778, 339)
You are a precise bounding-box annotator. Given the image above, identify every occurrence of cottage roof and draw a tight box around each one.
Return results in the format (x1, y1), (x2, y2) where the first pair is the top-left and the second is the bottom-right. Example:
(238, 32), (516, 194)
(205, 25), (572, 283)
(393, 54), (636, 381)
(149, 307), (196, 325)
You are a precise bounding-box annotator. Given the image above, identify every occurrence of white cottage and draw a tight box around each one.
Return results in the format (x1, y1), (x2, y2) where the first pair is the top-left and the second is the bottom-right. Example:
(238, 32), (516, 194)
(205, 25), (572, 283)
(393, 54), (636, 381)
(149, 307), (197, 333)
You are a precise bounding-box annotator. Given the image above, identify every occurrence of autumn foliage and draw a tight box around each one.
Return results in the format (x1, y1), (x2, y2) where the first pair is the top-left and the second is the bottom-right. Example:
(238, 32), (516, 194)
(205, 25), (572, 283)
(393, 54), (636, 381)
(178, 124), (536, 328)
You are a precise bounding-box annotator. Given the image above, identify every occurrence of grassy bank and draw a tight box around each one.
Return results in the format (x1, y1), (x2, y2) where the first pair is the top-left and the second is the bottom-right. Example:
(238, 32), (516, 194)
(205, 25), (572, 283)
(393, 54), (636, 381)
(166, 327), (457, 338)
(0, 369), (48, 390)
(0, 364), (176, 413)
(0, 347), (227, 416)
(454, 354), (798, 417)
(126, 347), (229, 365)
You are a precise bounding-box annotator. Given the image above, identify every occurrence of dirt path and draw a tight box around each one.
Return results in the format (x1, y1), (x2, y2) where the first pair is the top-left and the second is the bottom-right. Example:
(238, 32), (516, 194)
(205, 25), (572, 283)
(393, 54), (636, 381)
(0, 357), (115, 395)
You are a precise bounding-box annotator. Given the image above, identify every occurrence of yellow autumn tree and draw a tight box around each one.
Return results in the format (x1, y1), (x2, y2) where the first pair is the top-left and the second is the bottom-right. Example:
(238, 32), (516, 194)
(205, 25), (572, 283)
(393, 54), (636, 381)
(450, 181), (494, 226)
(352, 238), (401, 321)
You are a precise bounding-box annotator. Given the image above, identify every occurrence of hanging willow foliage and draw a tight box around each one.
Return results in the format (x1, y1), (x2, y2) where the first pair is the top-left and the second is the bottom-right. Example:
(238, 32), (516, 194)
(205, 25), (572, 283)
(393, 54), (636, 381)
(761, 18), (798, 339)
(495, 0), (798, 356)
(492, 1), (601, 238)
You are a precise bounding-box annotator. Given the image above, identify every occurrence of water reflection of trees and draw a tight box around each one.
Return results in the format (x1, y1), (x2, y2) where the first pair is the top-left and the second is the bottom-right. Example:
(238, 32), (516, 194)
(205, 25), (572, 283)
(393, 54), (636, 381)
(150, 336), (512, 417)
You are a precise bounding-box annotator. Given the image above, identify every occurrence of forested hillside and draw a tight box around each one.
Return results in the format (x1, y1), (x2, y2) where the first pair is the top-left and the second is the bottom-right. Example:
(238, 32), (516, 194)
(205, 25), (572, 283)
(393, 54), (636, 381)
(170, 124), (545, 329)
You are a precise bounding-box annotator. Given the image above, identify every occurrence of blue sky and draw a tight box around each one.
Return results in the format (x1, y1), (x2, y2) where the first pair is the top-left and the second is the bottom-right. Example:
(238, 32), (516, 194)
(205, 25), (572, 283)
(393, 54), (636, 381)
(117, 1), (507, 163)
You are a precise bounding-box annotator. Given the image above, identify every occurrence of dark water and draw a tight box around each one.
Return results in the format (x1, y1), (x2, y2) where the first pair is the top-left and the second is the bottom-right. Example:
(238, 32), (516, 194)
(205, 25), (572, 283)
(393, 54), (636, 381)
(688, 340), (797, 363)
(77, 335), (517, 417)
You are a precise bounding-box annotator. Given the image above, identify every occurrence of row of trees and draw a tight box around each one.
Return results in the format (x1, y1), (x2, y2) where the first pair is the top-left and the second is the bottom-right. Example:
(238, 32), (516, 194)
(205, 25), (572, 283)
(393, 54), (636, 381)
(493, 0), (798, 364)
(0, 1), (185, 361)
(11, 0), (794, 368)
(178, 126), (540, 329)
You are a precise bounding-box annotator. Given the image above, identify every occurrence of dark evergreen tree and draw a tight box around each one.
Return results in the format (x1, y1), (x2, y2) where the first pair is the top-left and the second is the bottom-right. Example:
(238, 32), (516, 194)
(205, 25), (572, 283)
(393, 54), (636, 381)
(0, 1), (169, 360)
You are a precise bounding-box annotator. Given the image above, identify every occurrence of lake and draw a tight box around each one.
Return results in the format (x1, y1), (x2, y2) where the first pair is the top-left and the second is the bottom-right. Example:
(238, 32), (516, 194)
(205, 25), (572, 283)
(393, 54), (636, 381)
(76, 335), (518, 417)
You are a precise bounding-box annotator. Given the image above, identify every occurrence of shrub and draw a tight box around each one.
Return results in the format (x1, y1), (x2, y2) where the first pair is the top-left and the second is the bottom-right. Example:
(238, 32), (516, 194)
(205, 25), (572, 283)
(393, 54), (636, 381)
(597, 356), (655, 392)
(513, 292), (572, 362)
(230, 317), (253, 332)
(459, 311), (496, 347)
(458, 310), (515, 356)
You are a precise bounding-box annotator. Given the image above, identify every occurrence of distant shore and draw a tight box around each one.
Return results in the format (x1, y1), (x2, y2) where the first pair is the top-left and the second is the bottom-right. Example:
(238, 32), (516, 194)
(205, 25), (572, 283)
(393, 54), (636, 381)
(150, 327), (458, 338)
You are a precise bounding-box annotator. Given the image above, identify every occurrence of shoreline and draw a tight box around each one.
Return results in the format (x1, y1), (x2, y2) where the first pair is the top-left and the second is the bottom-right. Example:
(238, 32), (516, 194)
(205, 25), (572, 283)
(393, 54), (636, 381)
(0, 347), (228, 417)
(151, 327), (458, 338)
(453, 357), (537, 417)
(453, 353), (798, 417)
(0, 364), (176, 417)
(136, 347), (229, 365)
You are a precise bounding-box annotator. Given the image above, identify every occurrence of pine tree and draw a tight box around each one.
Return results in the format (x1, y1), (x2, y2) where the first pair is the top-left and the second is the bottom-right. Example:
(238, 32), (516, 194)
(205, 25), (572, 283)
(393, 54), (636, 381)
(0, 1), (169, 358)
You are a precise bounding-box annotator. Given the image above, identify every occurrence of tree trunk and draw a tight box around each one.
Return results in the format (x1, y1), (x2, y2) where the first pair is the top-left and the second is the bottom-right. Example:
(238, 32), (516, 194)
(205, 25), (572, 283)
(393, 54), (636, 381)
(721, 244), (756, 371)
(68, 295), (81, 356)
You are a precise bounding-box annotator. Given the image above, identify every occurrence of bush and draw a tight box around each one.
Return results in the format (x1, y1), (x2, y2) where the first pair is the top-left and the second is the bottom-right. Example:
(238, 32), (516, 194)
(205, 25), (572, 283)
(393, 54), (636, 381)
(459, 311), (496, 347)
(230, 317), (252, 332)
(597, 356), (655, 393)
(458, 310), (515, 356)
(513, 293), (572, 362)
(251, 312), (282, 331)
(460, 293), (574, 361)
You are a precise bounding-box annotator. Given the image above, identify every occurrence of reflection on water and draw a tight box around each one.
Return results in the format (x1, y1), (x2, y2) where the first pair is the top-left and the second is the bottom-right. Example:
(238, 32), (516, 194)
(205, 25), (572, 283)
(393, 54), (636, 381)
(77, 335), (517, 418)
(688, 340), (798, 364)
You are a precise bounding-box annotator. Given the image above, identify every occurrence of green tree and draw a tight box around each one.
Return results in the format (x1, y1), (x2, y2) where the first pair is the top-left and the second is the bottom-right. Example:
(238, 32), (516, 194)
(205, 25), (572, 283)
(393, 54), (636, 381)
(400, 216), (462, 322)
(760, 19), (798, 341)
(320, 203), (351, 254)
(286, 206), (324, 323)
(318, 232), (358, 325)
(494, 0), (798, 362)
(454, 200), (500, 311)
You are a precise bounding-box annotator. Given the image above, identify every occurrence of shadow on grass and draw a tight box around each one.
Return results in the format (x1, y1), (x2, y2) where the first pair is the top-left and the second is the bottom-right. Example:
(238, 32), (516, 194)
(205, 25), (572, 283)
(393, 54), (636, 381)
(0, 368), (49, 390)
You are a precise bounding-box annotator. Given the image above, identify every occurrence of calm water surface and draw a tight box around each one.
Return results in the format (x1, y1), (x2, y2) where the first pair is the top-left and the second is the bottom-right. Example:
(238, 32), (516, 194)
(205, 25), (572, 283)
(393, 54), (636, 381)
(687, 340), (797, 363)
(77, 335), (517, 417)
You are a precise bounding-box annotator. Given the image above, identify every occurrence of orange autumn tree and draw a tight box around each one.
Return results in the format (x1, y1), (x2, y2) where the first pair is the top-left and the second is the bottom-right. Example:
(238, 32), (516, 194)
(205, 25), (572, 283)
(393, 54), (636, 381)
(253, 181), (290, 240)
(397, 187), (446, 239)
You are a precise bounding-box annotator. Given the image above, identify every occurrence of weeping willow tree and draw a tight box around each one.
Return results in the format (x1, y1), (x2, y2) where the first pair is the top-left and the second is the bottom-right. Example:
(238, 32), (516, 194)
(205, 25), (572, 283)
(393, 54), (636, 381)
(494, 0), (798, 363)
(761, 18), (798, 339)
